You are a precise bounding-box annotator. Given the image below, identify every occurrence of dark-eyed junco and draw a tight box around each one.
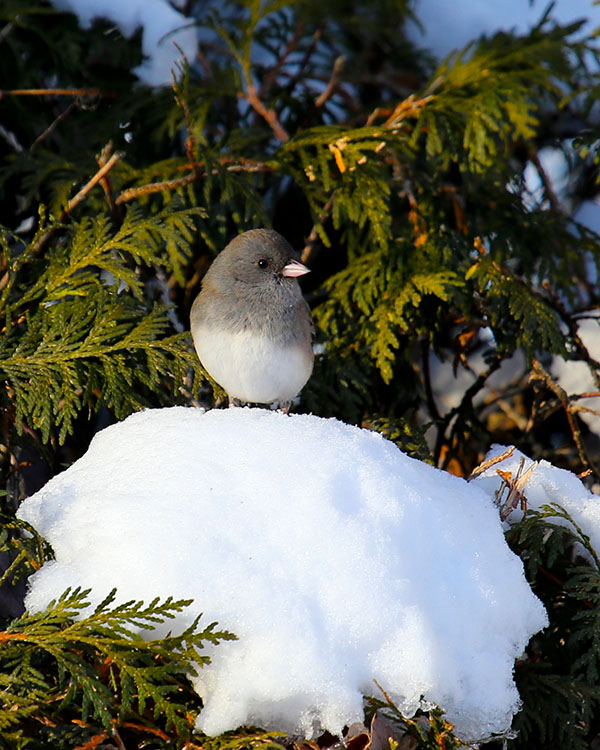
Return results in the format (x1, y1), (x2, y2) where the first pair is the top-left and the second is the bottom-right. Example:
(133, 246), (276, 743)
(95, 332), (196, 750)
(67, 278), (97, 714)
(190, 229), (314, 410)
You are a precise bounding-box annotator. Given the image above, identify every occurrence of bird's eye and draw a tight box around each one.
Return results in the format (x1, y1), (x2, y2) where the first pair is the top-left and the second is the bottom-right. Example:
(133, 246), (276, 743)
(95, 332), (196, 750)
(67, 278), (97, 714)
(257, 258), (270, 269)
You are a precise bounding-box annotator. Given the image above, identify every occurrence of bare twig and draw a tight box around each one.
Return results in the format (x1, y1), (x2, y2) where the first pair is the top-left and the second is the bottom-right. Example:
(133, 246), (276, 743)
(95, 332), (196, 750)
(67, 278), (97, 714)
(0, 22), (14, 45)
(365, 94), (432, 128)
(120, 721), (170, 741)
(30, 146), (124, 256)
(243, 83), (289, 143)
(0, 124), (23, 152)
(62, 150), (124, 218)
(172, 73), (200, 177)
(112, 728), (126, 750)
(283, 27), (322, 98)
(115, 158), (272, 205)
(469, 446), (516, 481)
(260, 22), (305, 99)
(30, 101), (76, 152)
(531, 358), (600, 478)
(0, 87), (110, 99)
(315, 55), (345, 108)
(96, 142), (118, 218)
(435, 356), (503, 469)
(301, 194), (336, 265)
(116, 173), (197, 206)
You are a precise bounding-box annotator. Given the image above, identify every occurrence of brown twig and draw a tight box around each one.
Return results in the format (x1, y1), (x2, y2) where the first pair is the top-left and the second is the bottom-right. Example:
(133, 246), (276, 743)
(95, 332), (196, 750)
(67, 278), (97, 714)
(172, 74), (200, 177)
(61, 150), (124, 219)
(0, 87), (110, 99)
(96, 142), (119, 218)
(120, 721), (171, 741)
(315, 55), (345, 108)
(0, 631), (28, 642)
(0, 22), (14, 45)
(531, 358), (600, 478)
(243, 83), (289, 143)
(112, 729), (126, 750)
(29, 146), (124, 256)
(541, 284), (600, 383)
(73, 732), (109, 750)
(260, 22), (305, 99)
(30, 101), (76, 152)
(284, 27), (322, 98)
(365, 94), (432, 128)
(469, 446), (516, 481)
(115, 158), (272, 205)
(435, 356), (503, 469)
(301, 194), (336, 265)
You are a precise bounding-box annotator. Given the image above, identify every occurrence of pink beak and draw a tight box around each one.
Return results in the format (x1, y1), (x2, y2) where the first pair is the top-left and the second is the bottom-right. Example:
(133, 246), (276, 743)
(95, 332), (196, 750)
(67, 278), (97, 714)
(282, 259), (310, 278)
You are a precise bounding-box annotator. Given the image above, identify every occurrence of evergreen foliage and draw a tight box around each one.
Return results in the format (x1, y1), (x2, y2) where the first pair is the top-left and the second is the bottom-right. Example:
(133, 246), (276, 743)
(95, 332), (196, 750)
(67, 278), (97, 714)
(506, 503), (600, 749)
(0, 0), (600, 747)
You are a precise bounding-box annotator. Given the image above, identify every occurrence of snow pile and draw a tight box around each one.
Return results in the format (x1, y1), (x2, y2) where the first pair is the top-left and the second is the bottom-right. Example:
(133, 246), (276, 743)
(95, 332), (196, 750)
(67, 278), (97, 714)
(49, 0), (197, 85)
(473, 444), (600, 550)
(17, 407), (547, 741)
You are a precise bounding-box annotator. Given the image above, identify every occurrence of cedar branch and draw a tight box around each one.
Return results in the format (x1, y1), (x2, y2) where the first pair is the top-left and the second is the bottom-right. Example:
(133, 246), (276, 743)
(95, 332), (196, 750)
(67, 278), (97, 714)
(115, 159), (272, 205)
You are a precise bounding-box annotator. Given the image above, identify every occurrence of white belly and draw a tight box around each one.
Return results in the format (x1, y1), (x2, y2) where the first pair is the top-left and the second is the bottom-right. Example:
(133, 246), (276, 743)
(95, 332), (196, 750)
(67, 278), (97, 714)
(192, 326), (313, 404)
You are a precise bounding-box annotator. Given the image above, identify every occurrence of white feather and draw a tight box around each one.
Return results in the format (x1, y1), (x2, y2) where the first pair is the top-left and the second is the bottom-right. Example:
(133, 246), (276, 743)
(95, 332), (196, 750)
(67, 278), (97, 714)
(193, 326), (313, 403)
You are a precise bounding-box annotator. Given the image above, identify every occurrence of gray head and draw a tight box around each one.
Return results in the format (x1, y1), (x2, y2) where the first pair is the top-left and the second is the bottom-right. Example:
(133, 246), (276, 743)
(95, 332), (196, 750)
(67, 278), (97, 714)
(203, 229), (309, 300)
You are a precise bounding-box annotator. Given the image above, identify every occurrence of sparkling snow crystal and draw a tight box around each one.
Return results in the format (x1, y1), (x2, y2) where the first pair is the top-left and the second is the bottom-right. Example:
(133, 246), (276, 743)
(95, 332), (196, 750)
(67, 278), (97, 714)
(17, 408), (547, 740)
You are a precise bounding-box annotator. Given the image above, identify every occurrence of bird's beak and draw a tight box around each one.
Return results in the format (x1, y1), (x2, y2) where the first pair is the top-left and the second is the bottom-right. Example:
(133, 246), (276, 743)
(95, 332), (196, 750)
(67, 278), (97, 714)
(282, 260), (310, 278)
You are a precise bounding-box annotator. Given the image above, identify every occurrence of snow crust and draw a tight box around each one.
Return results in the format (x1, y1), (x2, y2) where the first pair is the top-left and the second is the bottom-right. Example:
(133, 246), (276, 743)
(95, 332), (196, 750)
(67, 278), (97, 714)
(18, 407), (547, 740)
(49, 0), (197, 85)
(474, 444), (600, 552)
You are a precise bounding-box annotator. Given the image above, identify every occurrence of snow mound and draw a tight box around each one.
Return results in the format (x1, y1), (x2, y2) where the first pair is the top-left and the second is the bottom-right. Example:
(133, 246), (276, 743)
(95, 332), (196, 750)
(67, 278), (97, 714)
(474, 444), (600, 552)
(17, 407), (547, 740)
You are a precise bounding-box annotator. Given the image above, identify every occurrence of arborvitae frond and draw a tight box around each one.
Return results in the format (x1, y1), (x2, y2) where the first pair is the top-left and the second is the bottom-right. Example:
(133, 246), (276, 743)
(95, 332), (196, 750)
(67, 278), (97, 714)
(0, 516), (53, 598)
(1, 289), (194, 442)
(368, 416), (434, 464)
(466, 253), (565, 357)
(0, 203), (203, 442)
(318, 243), (463, 382)
(3, 203), (200, 307)
(0, 587), (235, 744)
(416, 22), (579, 170)
(513, 672), (600, 750)
(506, 504), (600, 748)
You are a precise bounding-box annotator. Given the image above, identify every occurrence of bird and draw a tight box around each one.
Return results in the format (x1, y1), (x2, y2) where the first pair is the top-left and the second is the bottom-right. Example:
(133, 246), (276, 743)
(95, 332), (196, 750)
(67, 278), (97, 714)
(190, 228), (314, 411)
